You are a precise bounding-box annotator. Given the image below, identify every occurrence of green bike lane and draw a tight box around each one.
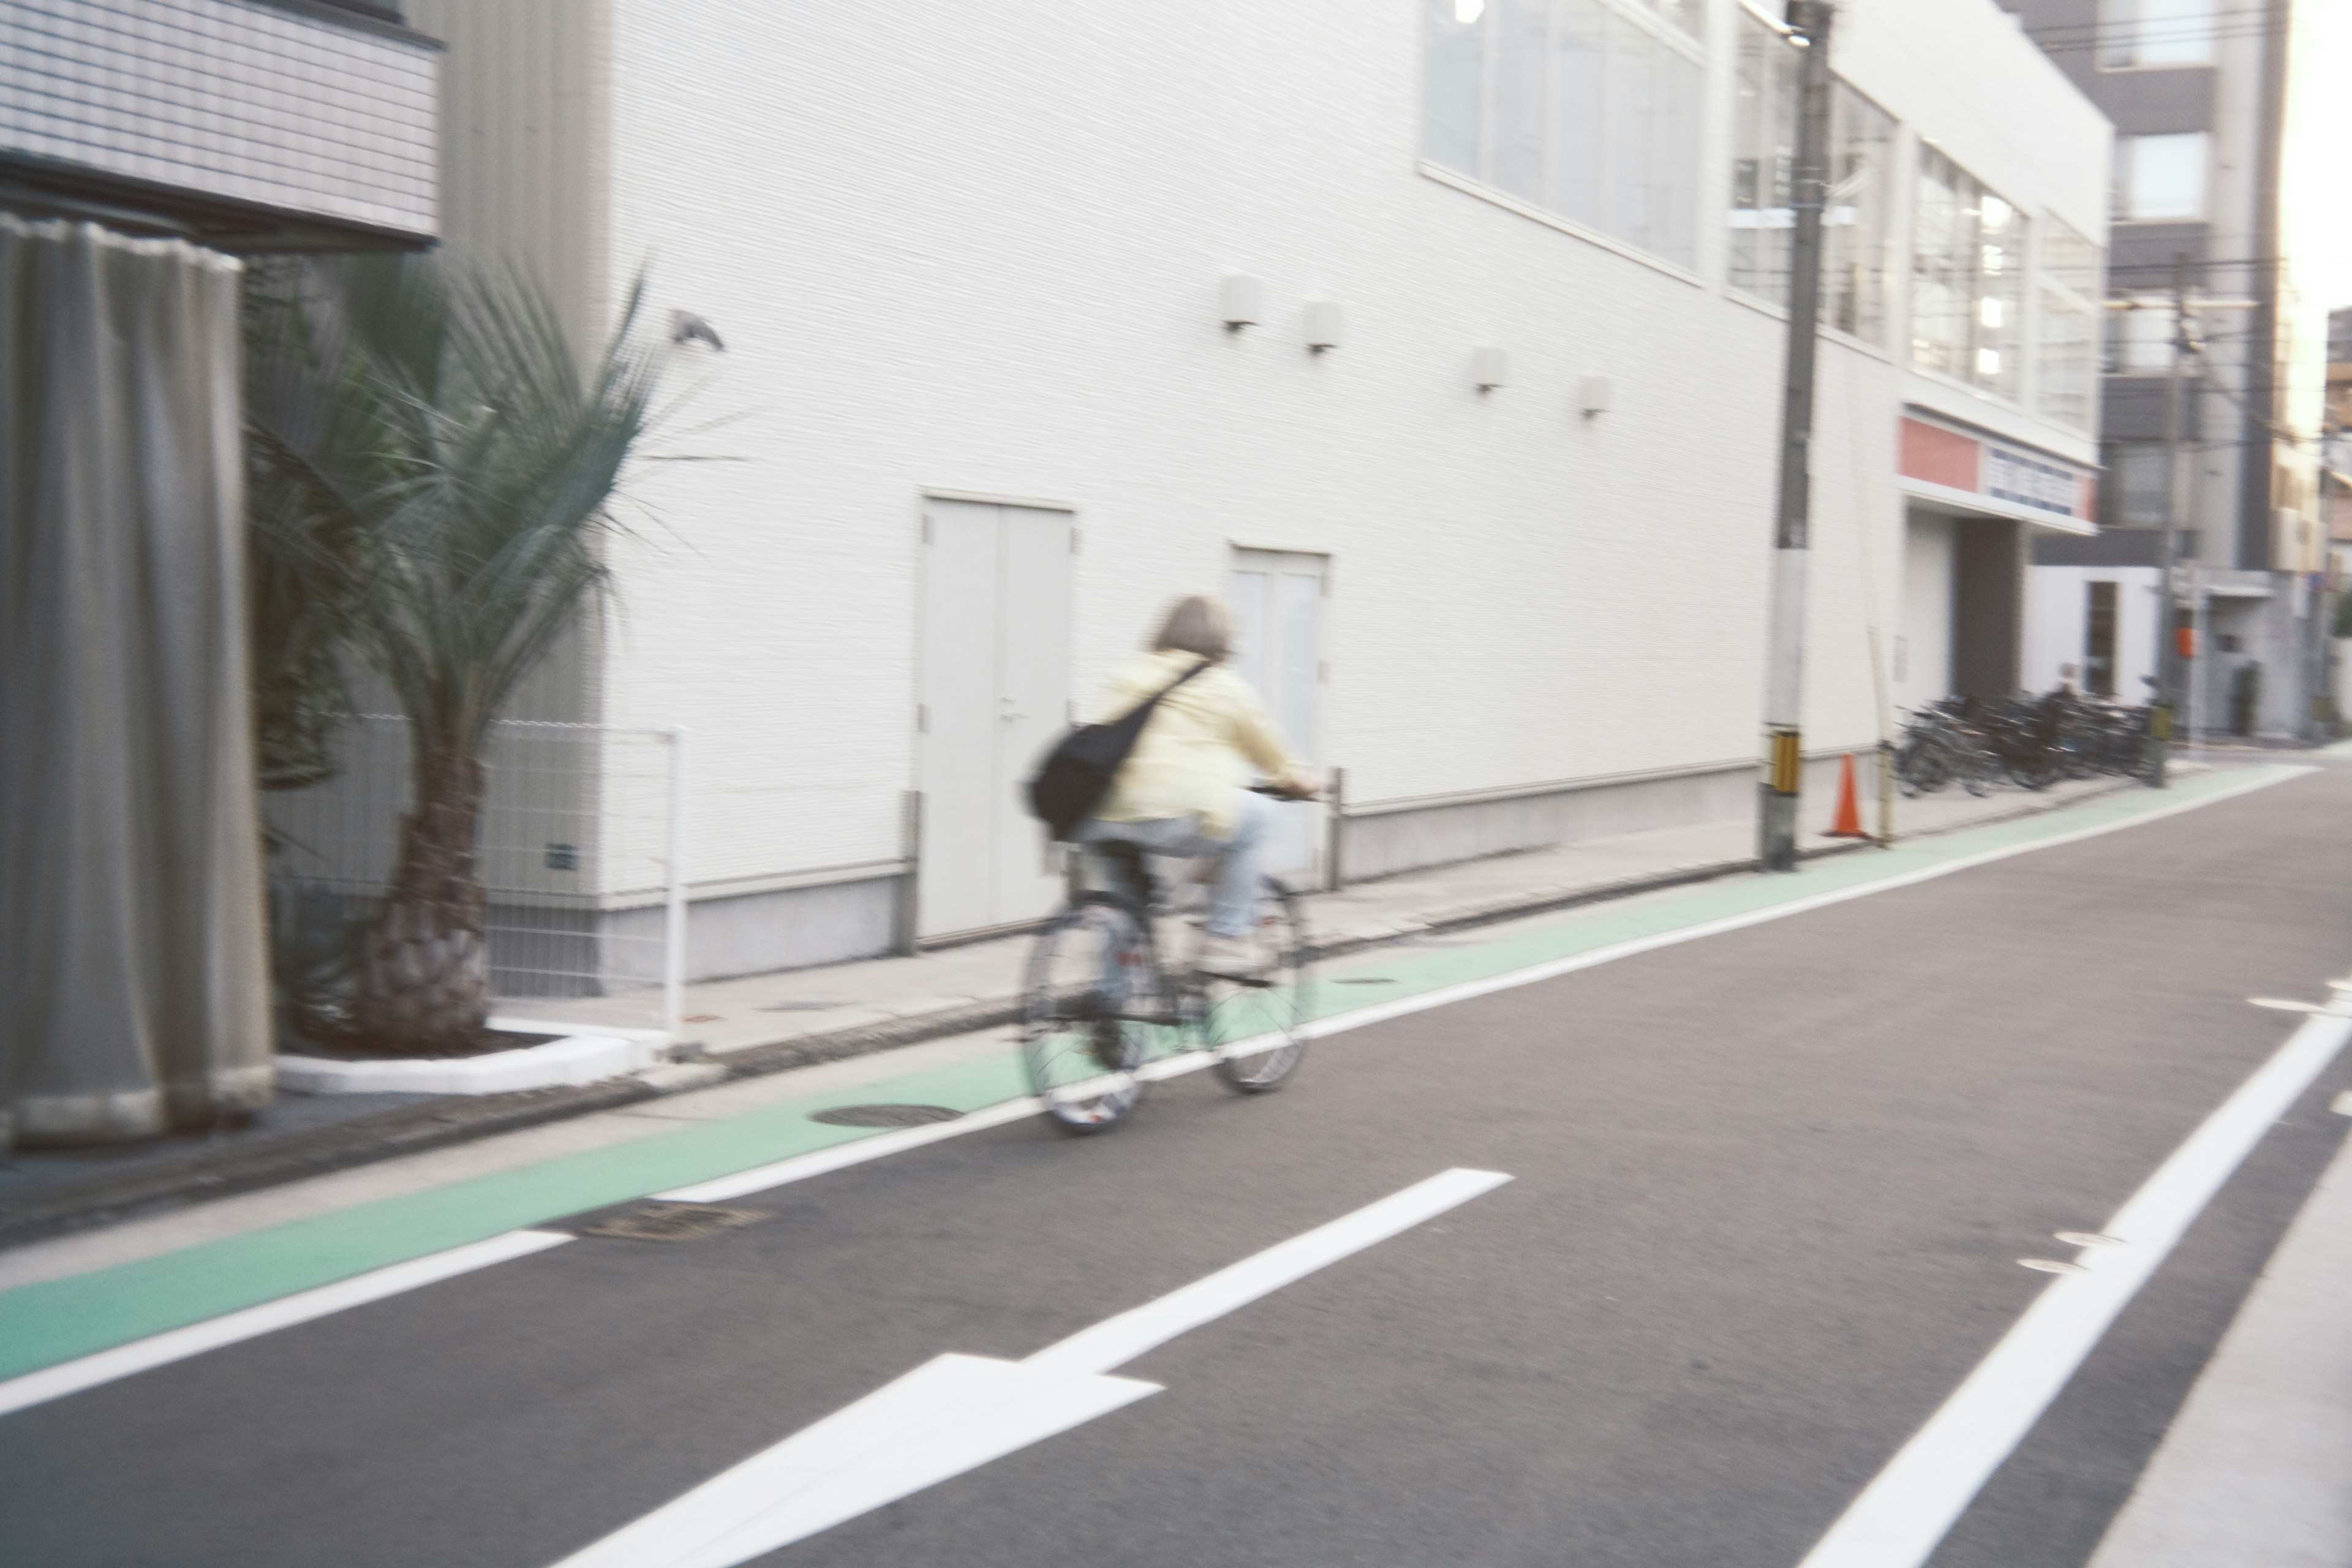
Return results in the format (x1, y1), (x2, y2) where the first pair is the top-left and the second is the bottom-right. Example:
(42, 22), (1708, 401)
(0, 763), (2306, 1392)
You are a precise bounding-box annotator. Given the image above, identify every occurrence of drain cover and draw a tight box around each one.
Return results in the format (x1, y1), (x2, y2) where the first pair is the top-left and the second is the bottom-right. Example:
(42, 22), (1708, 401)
(809, 1103), (964, 1128)
(576, 1202), (767, 1243)
(757, 999), (849, 1012)
(1334, 977), (1396, 986)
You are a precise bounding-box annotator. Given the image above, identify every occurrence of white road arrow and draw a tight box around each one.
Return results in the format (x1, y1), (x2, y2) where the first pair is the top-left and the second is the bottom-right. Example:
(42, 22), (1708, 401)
(549, 1166), (1513, 1568)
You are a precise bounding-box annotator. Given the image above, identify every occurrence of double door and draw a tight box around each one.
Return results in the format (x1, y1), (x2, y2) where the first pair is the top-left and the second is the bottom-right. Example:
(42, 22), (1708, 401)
(918, 500), (1071, 939)
(1229, 549), (1325, 880)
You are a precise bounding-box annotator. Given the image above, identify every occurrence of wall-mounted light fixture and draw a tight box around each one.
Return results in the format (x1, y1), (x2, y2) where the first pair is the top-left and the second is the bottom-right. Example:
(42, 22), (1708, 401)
(1219, 274), (1264, 330)
(1577, 374), (1613, 416)
(1472, 345), (1509, 391)
(1304, 300), (1344, 352)
(671, 310), (725, 350)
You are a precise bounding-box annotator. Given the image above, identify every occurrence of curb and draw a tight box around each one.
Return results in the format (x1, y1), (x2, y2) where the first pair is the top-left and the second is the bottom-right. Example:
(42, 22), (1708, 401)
(0, 774), (2151, 1253)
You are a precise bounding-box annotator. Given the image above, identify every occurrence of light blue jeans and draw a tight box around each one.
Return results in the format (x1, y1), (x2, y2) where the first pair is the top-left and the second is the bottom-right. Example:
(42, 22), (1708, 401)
(1079, 791), (1272, 938)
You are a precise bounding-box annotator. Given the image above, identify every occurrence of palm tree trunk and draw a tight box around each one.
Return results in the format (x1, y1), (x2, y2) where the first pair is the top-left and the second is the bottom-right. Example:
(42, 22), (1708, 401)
(347, 741), (489, 1054)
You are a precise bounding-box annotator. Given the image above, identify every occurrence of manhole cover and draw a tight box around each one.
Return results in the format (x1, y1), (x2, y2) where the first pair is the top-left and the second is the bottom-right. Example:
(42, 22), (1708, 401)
(809, 1103), (964, 1128)
(1334, 977), (1396, 986)
(576, 1202), (768, 1243)
(2017, 1257), (2086, 1275)
(757, 999), (849, 1012)
(2054, 1231), (2122, 1248)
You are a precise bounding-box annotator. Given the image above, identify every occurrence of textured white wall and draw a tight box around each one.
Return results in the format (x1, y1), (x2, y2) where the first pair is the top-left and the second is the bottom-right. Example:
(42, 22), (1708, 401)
(590, 0), (2105, 889)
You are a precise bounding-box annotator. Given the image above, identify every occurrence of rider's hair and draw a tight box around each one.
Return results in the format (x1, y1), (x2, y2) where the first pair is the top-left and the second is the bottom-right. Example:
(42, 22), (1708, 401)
(1152, 595), (1232, 662)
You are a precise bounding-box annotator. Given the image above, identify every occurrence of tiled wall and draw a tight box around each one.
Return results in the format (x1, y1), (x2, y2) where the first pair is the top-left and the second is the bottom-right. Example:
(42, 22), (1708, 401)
(1, 0), (435, 238)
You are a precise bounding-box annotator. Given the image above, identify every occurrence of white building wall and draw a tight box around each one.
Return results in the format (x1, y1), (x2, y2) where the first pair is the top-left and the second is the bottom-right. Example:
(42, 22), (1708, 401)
(517, 0), (2113, 963)
(1898, 517), (1954, 712)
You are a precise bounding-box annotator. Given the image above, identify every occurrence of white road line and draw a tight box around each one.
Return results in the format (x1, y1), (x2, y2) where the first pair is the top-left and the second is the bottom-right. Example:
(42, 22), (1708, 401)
(1794, 1008), (2352, 1568)
(0, 766), (2305, 1412)
(551, 1168), (1512, 1568)
(1023, 1166), (1513, 1376)
(658, 1096), (1043, 1202)
(0, 1229), (572, 1420)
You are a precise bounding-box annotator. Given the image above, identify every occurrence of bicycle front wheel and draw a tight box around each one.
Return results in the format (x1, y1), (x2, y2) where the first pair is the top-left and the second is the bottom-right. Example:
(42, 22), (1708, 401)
(1021, 899), (1159, 1133)
(1204, 877), (1311, 1094)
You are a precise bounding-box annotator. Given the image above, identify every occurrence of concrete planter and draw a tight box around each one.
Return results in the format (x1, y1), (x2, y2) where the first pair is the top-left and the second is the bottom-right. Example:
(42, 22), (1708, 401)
(277, 1019), (668, 1096)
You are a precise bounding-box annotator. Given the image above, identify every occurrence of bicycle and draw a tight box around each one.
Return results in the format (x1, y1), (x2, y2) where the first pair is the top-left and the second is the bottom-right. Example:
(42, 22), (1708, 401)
(1018, 788), (1313, 1133)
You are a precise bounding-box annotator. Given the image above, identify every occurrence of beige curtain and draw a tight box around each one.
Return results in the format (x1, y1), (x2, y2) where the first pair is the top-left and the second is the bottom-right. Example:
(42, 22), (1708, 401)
(0, 216), (272, 1148)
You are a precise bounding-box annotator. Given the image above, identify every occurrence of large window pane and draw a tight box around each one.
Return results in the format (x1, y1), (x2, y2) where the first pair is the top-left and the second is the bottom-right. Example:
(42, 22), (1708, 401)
(2041, 219), (2103, 298)
(2111, 440), (2169, 524)
(1421, 0), (1704, 268)
(2100, 0), (2215, 67)
(1728, 10), (1797, 303)
(2107, 296), (2176, 371)
(1626, 0), (1703, 39)
(1493, 0), (1551, 202)
(1424, 0), (1485, 176)
(2115, 132), (2209, 221)
(2037, 290), (2097, 429)
(1910, 148), (2026, 399)
(1726, 12), (1889, 345)
(1826, 86), (1893, 343)
(2035, 215), (2101, 431)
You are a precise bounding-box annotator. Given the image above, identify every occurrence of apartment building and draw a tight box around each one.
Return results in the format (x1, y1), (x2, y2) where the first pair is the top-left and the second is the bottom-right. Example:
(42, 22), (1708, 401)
(2005, 0), (2327, 735)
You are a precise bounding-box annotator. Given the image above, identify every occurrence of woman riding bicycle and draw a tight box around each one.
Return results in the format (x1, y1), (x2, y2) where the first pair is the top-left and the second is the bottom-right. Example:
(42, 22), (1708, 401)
(1078, 595), (1320, 976)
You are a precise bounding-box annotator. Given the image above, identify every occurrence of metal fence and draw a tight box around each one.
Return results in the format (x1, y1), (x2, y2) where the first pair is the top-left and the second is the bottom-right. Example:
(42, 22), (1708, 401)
(265, 717), (687, 1040)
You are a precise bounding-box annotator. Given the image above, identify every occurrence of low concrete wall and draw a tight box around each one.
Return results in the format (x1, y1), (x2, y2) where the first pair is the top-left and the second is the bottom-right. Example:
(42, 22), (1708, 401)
(1337, 751), (1875, 885)
(605, 751), (1885, 980)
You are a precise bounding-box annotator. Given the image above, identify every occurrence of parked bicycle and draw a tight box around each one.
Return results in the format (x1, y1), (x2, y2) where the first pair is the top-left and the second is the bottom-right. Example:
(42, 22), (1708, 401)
(1894, 689), (2150, 799)
(1018, 786), (1311, 1133)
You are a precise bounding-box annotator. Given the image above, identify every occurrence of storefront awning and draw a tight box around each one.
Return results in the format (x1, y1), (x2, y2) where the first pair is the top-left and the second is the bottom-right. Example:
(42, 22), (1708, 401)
(1900, 476), (2099, 536)
(1900, 415), (2098, 537)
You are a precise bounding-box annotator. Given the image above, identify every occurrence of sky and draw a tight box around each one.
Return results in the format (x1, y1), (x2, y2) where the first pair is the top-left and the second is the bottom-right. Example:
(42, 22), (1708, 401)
(2288, 0), (2352, 315)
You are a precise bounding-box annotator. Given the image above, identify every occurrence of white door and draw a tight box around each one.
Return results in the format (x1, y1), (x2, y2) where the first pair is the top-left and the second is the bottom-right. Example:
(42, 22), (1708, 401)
(918, 500), (1072, 938)
(1229, 549), (1325, 880)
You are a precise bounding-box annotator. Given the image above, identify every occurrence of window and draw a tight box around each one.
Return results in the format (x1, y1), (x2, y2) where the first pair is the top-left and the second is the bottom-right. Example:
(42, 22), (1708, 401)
(1911, 148), (2027, 399)
(2106, 296), (2177, 371)
(2110, 440), (2169, 524)
(2100, 0), (2215, 67)
(2114, 133), (2209, 221)
(2036, 217), (2102, 431)
(1727, 12), (1893, 344)
(1423, 0), (1706, 267)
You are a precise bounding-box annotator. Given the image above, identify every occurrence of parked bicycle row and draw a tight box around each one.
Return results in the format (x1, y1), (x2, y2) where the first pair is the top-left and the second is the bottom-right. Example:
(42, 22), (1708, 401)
(1893, 690), (2150, 799)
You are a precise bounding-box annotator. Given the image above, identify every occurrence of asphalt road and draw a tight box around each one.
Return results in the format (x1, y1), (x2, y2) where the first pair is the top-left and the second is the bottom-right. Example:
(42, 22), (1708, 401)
(6, 766), (2350, 1567)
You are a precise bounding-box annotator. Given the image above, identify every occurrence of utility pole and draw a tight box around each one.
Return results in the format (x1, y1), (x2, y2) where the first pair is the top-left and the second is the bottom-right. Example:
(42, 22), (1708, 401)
(2147, 253), (2191, 786)
(1759, 0), (1834, 871)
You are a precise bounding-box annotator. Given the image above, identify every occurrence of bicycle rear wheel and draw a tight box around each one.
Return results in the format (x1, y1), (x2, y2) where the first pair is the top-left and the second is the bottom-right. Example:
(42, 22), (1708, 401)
(1020, 899), (1161, 1133)
(1202, 877), (1311, 1094)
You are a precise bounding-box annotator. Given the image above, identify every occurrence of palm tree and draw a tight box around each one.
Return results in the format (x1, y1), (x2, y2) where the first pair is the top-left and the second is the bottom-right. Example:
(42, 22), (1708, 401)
(246, 255), (665, 1054)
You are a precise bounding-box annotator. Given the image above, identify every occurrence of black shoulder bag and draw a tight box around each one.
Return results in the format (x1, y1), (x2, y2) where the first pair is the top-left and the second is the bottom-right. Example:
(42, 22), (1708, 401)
(1025, 661), (1213, 843)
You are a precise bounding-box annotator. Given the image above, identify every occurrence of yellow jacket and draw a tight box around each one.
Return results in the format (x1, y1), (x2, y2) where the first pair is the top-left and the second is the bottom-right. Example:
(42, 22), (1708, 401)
(1093, 650), (1305, 837)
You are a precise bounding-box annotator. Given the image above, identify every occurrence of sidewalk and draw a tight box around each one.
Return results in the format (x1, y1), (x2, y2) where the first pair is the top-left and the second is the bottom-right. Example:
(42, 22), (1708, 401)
(2088, 1093), (2352, 1566)
(0, 767), (2174, 1247)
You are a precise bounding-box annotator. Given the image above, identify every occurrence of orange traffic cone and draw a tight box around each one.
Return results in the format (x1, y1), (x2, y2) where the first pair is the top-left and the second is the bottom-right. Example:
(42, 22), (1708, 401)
(1826, 753), (1870, 839)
